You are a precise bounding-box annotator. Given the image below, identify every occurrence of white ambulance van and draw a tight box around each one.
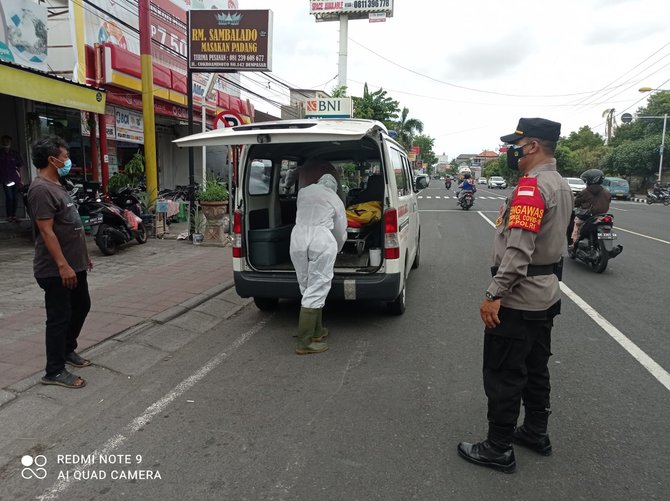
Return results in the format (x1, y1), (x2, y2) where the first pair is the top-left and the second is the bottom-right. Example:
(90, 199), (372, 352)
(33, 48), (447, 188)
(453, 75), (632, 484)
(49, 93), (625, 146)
(175, 119), (424, 315)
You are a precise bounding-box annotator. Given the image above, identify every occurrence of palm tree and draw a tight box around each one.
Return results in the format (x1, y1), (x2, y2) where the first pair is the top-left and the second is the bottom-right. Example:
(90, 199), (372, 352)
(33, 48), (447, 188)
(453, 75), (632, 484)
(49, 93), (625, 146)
(396, 107), (424, 150)
(602, 108), (617, 144)
(352, 83), (400, 125)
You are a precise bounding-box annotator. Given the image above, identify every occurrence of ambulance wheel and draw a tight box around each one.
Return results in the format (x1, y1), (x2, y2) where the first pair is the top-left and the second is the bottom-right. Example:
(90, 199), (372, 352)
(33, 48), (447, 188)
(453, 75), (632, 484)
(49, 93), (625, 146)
(387, 283), (406, 316)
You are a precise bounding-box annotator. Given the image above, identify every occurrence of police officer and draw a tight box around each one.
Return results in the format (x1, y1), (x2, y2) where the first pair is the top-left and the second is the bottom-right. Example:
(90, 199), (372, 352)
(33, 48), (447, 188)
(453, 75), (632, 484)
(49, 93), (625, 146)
(457, 118), (573, 473)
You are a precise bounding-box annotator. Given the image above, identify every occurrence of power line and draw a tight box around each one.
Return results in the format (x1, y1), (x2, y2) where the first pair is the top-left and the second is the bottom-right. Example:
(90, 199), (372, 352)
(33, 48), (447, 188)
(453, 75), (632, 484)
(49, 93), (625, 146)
(348, 37), (631, 99)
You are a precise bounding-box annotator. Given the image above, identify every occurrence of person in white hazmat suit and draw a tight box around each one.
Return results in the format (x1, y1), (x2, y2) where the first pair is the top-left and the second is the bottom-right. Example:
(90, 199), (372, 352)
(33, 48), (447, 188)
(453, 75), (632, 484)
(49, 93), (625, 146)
(290, 169), (347, 354)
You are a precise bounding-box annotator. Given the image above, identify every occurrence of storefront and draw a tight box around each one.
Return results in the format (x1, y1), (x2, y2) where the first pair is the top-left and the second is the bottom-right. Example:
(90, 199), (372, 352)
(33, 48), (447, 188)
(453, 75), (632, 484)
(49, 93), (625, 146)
(0, 61), (106, 219)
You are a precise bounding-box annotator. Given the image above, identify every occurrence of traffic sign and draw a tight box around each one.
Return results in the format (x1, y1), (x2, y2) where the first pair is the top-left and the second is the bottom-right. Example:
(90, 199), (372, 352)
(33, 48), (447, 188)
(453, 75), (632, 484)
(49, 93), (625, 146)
(215, 111), (244, 129)
(621, 113), (633, 123)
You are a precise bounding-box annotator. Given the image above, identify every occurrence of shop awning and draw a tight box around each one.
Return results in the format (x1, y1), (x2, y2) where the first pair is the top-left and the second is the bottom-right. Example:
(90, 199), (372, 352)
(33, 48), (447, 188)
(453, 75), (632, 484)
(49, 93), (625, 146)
(0, 61), (106, 114)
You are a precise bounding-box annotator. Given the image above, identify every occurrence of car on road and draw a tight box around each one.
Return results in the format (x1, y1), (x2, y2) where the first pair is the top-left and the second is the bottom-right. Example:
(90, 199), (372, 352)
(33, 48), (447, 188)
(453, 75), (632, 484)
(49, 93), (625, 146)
(602, 177), (631, 200)
(175, 119), (421, 315)
(477, 177), (487, 185)
(565, 177), (587, 195)
(488, 176), (507, 189)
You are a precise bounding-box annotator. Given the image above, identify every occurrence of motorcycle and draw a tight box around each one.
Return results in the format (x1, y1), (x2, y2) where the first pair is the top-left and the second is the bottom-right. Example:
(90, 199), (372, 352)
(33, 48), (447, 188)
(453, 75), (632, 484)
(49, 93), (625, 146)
(568, 213), (623, 273)
(459, 191), (474, 210)
(646, 189), (670, 205)
(110, 186), (146, 217)
(445, 179), (452, 189)
(75, 186), (148, 256)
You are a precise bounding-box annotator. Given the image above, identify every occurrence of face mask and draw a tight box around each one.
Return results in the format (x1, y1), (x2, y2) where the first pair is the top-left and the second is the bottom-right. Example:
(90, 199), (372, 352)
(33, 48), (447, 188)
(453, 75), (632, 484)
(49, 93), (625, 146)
(506, 144), (526, 170)
(56, 158), (72, 177)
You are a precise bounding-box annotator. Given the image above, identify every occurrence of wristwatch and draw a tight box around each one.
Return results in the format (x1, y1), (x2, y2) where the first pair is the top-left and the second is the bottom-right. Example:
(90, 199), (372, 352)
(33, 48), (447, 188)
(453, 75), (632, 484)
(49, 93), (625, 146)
(485, 291), (501, 302)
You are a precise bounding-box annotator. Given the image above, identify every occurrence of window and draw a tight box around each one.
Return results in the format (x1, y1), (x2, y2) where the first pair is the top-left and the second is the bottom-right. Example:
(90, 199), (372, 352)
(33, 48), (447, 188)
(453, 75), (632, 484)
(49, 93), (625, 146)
(278, 159), (298, 196)
(391, 148), (409, 196)
(248, 159), (272, 195)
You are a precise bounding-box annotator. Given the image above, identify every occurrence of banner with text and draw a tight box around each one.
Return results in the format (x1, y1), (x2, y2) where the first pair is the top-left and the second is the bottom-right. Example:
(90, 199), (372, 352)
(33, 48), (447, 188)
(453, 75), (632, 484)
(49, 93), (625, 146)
(304, 97), (352, 119)
(188, 9), (273, 71)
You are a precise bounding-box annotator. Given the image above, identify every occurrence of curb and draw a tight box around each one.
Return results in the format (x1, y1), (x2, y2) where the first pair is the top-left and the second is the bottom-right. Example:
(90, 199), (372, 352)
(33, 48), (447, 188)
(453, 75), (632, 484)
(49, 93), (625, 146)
(0, 279), (240, 409)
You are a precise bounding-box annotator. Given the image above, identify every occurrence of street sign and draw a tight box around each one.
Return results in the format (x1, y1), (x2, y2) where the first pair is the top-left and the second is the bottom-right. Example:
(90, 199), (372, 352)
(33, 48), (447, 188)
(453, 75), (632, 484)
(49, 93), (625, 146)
(621, 113), (633, 123)
(304, 97), (352, 118)
(215, 110), (244, 129)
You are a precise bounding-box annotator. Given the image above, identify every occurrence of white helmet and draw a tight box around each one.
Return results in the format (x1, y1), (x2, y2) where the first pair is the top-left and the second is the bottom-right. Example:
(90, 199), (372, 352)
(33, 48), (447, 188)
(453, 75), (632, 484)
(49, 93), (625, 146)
(458, 166), (471, 175)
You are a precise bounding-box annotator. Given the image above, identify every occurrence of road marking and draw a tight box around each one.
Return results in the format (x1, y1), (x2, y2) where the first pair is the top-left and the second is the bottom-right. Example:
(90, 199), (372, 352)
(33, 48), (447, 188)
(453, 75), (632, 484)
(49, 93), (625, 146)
(616, 226), (670, 245)
(421, 209), (498, 213)
(560, 283), (670, 392)
(39, 318), (269, 500)
(478, 211), (670, 393)
(610, 207), (628, 212)
(426, 196), (432, 199)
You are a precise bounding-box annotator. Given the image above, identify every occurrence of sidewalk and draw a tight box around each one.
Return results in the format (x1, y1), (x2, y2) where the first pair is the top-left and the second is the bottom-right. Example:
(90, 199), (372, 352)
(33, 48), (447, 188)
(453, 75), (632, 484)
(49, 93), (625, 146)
(0, 223), (235, 393)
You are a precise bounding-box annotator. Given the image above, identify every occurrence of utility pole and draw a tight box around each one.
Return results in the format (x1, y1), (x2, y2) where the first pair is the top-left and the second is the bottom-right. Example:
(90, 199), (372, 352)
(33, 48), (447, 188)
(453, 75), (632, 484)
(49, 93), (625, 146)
(338, 14), (348, 87)
(139, 0), (158, 205)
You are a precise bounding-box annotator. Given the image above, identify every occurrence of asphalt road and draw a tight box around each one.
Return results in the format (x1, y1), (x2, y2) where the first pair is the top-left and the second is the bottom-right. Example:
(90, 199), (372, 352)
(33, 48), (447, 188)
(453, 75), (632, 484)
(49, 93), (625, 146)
(2, 183), (669, 500)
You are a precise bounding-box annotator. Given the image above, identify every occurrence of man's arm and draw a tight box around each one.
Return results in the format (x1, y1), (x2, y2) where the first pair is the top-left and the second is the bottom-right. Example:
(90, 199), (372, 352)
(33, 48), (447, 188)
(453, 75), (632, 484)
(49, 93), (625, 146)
(35, 218), (77, 289)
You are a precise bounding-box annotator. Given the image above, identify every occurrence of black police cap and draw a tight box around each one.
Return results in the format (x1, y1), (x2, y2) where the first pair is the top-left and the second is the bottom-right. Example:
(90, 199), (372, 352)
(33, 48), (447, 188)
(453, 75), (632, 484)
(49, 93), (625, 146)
(500, 117), (561, 143)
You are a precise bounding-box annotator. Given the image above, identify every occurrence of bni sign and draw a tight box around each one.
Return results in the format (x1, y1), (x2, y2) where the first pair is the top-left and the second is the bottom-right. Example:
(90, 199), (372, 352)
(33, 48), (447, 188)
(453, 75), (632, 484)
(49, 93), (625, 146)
(304, 98), (352, 118)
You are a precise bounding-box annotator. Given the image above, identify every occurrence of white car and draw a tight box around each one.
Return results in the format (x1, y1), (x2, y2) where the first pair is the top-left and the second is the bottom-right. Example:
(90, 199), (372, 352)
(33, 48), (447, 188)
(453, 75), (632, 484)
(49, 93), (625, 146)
(488, 176), (507, 189)
(175, 119), (421, 315)
(565, 177), (586, 195)
(477, 178), (487, 185)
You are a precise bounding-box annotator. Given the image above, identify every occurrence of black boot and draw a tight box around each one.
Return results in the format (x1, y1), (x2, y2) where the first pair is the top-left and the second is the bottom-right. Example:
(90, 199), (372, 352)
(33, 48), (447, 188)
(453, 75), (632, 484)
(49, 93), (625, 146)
(457, 432), (516, 474)
(513, 410), (552, 456)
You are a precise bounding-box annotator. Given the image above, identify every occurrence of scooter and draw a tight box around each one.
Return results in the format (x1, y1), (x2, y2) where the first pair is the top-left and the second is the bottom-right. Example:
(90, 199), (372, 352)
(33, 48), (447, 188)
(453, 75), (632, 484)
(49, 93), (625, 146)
(110, 186), (146, 217)
(459, 192), (474, 210)
(568, 213), (623, 273)
(76, 188), (148, 256)
(445, 179), (452, 189)
(646, 189), (670, 205)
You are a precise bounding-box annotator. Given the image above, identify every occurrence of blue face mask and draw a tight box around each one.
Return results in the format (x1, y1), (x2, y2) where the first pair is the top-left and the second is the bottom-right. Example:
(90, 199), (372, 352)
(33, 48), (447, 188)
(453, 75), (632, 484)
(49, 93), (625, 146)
(57, 159), (72, 177)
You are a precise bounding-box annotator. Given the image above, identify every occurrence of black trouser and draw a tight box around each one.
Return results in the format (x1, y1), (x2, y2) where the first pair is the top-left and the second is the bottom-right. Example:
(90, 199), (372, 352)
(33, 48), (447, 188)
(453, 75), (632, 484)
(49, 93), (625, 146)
(3, 184), (18, 219)
(36, 271), (91, 377)
(483, 301), (560, 445)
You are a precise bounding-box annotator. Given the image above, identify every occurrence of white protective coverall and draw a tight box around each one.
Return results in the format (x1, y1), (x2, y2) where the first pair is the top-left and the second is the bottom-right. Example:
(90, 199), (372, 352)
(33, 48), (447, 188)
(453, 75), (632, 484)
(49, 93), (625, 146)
(290, 174), (348, 309)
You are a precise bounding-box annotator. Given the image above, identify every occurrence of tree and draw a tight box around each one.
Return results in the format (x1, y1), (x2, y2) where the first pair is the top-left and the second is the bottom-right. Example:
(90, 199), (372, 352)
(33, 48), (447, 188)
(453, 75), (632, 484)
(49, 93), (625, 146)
(395, 107), (424, 149)
(602, 109), (617, 144)
(352, 83), (400, 127)
(331, 85), (347, 97)
(412, 134), (437, 167)
(554, 144), (580, 176)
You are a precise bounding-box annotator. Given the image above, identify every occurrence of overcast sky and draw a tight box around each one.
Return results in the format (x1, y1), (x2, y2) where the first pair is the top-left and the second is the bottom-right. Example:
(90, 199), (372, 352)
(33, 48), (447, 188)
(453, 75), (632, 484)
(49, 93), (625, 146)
(236, 0), (670, 160)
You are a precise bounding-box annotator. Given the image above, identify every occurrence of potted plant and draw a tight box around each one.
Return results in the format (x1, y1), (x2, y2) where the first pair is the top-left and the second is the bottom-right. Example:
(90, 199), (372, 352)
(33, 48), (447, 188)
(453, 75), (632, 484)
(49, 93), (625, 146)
(192, 209), (205, 245)
(197, 174), (229, 244)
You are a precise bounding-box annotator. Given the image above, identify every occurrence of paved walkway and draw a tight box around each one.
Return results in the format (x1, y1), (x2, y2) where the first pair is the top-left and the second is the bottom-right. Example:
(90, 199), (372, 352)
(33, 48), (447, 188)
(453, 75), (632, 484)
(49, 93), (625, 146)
(0, 227), (234, 391)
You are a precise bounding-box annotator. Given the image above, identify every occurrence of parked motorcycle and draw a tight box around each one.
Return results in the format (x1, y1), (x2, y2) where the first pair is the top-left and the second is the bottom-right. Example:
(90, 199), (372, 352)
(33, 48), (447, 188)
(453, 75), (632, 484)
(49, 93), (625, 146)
(459, 192), (474, 210)
(568, 213), (623, 273)
(646, 189), (670, 205)
(110, 186), (146, 217)
(75, 187), (148, 255)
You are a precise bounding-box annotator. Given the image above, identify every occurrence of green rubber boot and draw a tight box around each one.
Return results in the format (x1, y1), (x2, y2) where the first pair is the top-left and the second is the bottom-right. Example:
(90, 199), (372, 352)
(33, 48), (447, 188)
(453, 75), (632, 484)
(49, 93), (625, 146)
(312, 308), (329, 342)
(296, 307), (328, 355)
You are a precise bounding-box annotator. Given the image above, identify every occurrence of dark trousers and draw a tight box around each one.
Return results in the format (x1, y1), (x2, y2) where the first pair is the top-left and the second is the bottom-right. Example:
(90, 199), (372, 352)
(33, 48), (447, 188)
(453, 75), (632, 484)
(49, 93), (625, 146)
(36, 271), (91, 377)
(483, 301), (560, 443)
(3, 184), (18, 218)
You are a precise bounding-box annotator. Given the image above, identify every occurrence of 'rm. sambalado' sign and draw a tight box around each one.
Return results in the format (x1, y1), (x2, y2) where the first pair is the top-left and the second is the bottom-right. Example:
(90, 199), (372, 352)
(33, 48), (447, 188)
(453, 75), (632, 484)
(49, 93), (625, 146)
(188, 10), (273, 71)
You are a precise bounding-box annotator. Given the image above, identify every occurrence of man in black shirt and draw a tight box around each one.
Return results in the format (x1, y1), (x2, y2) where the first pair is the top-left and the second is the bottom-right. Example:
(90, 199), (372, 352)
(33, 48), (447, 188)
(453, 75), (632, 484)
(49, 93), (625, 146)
(27, 136), (93, 389)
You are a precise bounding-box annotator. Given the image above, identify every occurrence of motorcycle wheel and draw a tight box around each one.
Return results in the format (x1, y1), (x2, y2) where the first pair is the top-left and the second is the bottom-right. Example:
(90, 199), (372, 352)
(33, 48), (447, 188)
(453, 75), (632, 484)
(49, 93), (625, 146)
(590, 242), (609, 273)
(664, 198), (670, 206)
(95, 224), (118, 256)
(646, 198), (653, 205)
(135, 222), (148, 244)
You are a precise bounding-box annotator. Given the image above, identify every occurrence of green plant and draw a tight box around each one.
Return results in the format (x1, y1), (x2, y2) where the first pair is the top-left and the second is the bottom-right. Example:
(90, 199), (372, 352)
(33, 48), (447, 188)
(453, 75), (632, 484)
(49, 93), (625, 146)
(124, 152), (145, 186)
(107, 172), (131, 194)
(197, 174), (228, 202)
(193, 208), (206, 233)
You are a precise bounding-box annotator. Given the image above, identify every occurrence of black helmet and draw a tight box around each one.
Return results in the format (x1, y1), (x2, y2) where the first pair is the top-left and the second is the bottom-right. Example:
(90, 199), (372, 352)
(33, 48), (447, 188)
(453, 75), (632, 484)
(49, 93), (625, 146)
(463, 173), (472, 179)
(580, 169), (604, 185)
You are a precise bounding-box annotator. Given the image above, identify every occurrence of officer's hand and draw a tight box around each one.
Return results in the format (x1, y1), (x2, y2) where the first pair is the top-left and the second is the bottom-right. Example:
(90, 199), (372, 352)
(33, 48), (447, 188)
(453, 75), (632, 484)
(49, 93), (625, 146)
(480, 299), (501, 329)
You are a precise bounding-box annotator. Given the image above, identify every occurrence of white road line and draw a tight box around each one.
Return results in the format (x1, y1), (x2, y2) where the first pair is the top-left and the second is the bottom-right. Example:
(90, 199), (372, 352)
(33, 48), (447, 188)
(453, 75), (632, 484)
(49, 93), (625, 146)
(477, 211), (670, 393)
(560, 283), (670, 392)
(435, 196), (441, 199)
(610, 207), (628, 212)
(616, 226), (670, 245)
(426, 196), (432, 199)
(421, 209), (498, 213)
(39, 318), (269, 500)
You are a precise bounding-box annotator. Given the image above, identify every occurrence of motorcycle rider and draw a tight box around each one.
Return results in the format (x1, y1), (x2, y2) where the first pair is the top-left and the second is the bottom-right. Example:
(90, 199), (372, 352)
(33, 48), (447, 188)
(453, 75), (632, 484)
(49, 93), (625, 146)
(570, 169), (611, 248)
(652, 179), (665, 198)
(456, 172), (476, 204)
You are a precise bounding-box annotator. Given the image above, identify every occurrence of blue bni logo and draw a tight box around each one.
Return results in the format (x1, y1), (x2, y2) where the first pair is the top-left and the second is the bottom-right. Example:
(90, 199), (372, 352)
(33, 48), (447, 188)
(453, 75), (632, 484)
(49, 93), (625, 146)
(21, 455), (47, 479)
